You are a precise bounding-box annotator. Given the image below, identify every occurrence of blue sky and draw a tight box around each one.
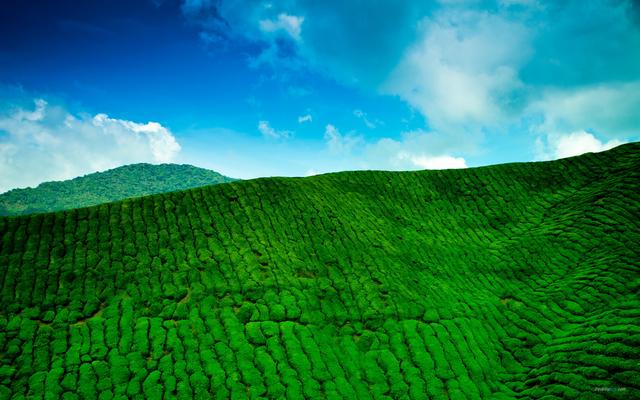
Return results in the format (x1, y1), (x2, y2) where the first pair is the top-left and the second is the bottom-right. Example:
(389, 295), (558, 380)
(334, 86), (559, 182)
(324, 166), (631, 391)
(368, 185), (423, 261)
(0, 0), (639, 192)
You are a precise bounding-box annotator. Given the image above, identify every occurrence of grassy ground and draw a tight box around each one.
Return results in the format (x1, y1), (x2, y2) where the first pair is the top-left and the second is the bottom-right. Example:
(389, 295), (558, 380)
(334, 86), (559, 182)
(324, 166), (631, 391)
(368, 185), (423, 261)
(0, 143), (638, 399)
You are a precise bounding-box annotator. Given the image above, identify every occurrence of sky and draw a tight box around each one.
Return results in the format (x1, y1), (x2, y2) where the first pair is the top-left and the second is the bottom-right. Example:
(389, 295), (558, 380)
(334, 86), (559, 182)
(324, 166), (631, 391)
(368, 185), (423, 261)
(0, 0), (639, 192)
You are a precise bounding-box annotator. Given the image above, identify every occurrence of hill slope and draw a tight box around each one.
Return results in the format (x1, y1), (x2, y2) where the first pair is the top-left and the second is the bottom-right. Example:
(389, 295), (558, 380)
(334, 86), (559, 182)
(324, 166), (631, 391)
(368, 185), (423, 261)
(0, 143), (639, 399)
(0, 163), (236, 216)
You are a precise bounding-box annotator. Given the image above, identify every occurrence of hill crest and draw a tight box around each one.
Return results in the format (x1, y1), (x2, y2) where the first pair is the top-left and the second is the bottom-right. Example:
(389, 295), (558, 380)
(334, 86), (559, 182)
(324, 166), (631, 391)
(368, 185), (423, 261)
(0, 163), (236, 216)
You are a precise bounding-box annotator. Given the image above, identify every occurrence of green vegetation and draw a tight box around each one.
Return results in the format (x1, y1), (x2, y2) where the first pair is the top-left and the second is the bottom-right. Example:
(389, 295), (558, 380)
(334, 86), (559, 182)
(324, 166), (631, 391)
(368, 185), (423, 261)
(0, 143), (639, 399)
(0, 163), (236, 216)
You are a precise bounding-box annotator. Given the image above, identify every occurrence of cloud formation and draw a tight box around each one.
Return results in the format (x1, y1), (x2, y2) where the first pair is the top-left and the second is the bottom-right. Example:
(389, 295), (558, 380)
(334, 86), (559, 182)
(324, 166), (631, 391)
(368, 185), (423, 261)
(297, 114), (312, 123)
(258, 120), (292, 139)
(353, 109), (377, 129)
(259, 13), (304, 41)
(364, 129), (468, 171)
(0, 98), (180, 193)
(324, 124), (362, 155)
(400, 154), (467, 170)
(383, 9), (530, 132)
(529, 82), (640, 140)
(534, 131), (624, 161)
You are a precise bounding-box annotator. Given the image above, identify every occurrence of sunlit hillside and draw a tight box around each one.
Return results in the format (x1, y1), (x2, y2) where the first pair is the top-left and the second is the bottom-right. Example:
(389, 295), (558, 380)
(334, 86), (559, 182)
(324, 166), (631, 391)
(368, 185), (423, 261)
(0, 143), (638, 399)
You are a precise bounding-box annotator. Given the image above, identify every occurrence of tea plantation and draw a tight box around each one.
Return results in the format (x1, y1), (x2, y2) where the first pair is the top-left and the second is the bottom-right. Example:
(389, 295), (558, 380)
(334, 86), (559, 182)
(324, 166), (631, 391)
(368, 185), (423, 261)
(0, 143), (638, 399)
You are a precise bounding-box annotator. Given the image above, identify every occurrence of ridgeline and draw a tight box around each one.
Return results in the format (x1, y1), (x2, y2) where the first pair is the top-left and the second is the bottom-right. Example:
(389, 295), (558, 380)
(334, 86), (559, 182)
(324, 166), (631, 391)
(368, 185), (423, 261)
(0, 143), (638, 399)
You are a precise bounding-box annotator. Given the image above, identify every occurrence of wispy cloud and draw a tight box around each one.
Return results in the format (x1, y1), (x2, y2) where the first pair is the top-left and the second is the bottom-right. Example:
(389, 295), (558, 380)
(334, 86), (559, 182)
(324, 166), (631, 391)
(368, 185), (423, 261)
(297, 114), (312, 123)
(258, 120), (292, 139)
(353, 109), (378, 129)
(364, 129), (468, 171)
(259, 13), (305, 41)
(321, 123), (468, 170)
(324, 124), (362, 154)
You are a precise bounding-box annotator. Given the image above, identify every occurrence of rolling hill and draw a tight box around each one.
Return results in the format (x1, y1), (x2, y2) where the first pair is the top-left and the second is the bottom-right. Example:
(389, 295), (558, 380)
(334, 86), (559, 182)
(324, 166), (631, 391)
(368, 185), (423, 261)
(0, 163), (236, 216)
(0, 143), (638, 399)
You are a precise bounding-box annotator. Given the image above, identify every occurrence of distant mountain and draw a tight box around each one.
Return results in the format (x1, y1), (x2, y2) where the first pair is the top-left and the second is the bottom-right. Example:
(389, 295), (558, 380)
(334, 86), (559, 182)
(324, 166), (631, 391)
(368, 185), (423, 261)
(0, 163), (236, 216)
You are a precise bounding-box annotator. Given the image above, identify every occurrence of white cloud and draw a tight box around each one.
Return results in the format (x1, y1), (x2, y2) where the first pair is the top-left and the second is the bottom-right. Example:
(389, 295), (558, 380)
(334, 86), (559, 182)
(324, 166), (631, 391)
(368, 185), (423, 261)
(297, 114), (312, 123)
(259, 13), (304, 41)
(534, 130), (625, 161)
(324, 124), (363, 154)
(92, 114), (180, 163)
(399, 154), (467, 169)
(0, 99), (181, 193)
(529, 82), (640, 139)
(383, 9), (530, 132)
(258, 120), (292, 139)
(527, 82), (638, 160)
(13, 98), (47, 121)
(364, 130), (468, 170)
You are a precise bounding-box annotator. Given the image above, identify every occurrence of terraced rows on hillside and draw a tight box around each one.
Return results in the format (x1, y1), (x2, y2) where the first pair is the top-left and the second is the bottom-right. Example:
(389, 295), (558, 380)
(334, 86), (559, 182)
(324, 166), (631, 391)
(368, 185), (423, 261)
(0, 143), (639, 399)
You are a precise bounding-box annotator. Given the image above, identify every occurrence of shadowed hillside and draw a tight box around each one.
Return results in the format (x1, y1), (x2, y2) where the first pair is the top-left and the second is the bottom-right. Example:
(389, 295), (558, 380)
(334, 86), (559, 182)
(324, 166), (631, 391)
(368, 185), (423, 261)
(0, 143), (638, 399)
(0, 163), (236, 216)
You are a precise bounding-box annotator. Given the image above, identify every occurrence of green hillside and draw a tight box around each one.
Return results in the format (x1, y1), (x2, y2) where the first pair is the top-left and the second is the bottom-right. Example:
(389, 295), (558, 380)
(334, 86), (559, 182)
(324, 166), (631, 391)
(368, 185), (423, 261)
(0, 143), (639, 400)
(0, 163), (236, 216)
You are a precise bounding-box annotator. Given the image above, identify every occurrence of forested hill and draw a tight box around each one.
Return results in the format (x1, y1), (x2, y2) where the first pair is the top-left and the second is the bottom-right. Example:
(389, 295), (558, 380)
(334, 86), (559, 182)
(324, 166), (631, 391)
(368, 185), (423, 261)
(0, 143), (639, 399)
(0, 163), (236, 216)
